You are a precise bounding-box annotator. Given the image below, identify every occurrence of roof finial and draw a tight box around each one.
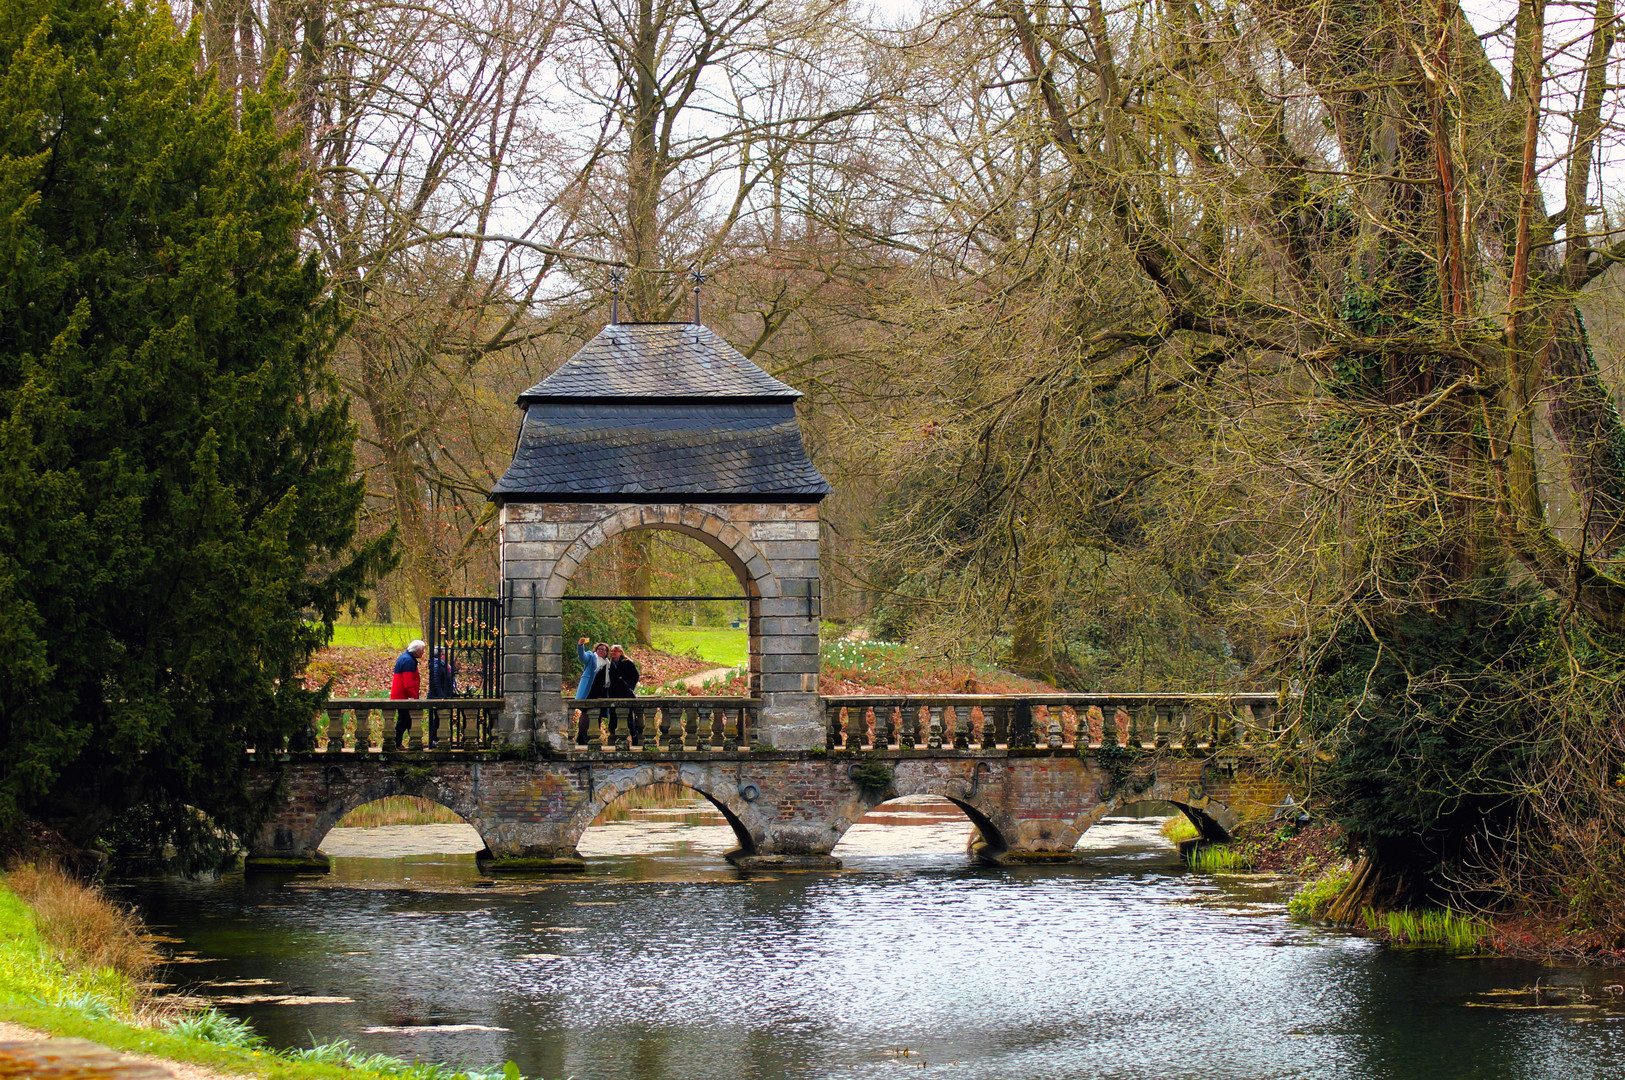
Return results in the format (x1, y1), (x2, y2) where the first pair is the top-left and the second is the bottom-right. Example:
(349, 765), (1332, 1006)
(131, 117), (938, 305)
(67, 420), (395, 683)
(607, 267), (626, 325)
(689, 266), (707, 325)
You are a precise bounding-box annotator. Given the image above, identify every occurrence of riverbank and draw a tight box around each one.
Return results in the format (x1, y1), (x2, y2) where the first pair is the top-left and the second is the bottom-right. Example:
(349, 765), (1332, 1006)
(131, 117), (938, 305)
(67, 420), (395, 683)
(0, 867), (526, 1080)
(1195, 818), (1625, 966)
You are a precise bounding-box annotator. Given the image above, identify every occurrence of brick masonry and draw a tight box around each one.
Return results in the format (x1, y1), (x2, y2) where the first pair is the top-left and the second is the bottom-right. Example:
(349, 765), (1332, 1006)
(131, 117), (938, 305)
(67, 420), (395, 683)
(244, 750), (1298, 868)
(498, 501), (823, 750)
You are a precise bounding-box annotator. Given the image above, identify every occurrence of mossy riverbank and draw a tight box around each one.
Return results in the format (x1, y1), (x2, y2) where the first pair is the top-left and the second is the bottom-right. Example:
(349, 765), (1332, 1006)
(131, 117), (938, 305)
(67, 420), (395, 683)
(0, 868), (527, 1080)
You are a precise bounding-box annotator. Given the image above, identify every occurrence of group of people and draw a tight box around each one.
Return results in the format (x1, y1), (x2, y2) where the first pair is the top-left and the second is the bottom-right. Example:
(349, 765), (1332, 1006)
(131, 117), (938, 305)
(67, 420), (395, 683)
(574, 638), (640, 744)
(384, 635), (644, 748)
(388, 639), (457, 748)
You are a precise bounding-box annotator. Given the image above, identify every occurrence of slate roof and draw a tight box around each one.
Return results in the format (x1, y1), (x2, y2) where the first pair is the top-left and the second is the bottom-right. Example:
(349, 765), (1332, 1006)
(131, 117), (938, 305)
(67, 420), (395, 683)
(493, 323), (830, 502)
(517, 323), (800, 400)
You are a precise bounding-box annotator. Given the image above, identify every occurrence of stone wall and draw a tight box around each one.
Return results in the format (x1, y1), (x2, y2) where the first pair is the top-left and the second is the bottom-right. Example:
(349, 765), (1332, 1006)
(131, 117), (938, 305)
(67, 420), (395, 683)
(497, 501), (822, 749)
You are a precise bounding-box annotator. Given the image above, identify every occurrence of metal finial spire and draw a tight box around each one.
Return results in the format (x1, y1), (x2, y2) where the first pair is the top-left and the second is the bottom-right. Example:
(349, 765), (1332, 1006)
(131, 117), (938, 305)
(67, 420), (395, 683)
(689, 266), (707, 325)
(607, 268), (626, 324)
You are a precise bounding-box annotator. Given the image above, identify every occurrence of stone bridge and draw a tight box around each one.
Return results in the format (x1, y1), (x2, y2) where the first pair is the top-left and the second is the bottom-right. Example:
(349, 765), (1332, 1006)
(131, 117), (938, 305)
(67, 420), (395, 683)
(243, 692), (1302, 871)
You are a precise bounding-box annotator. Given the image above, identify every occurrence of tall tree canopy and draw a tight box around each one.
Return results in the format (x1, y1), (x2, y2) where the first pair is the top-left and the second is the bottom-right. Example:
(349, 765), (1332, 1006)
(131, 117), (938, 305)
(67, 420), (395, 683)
(0, 0), (391, 851)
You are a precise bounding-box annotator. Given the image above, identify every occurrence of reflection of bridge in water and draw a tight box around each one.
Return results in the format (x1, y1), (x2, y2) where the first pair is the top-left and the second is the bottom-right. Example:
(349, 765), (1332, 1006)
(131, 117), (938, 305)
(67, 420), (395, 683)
(248, 323), (1301, 872)
(245, 691), (1301, 872)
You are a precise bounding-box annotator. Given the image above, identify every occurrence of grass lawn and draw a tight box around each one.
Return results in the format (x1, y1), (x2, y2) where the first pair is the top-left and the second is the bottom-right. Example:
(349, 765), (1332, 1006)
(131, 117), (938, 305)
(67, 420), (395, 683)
(650, 625), (748, 668)
(323, 624), (415, 649)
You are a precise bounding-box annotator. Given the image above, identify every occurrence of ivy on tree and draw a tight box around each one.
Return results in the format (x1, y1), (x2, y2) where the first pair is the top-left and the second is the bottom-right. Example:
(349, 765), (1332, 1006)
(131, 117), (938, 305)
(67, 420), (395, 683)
(0, 0), (393, 862)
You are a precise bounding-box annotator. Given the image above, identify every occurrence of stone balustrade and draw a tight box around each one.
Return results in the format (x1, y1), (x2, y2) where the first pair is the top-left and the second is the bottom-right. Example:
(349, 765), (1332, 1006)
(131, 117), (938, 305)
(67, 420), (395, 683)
(266, 692), (1287, 756)
(566, 697), (759, 751)
(822, 693), (1292, 751)
(289, 698), (506, 753)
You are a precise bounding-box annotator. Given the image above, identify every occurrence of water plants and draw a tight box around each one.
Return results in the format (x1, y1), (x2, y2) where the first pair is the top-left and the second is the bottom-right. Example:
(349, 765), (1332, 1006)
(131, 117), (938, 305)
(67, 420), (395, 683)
(1361, 906), (1489, 950)
(1160, 816), (1199, 843)
(1184, 844), (1249, 872)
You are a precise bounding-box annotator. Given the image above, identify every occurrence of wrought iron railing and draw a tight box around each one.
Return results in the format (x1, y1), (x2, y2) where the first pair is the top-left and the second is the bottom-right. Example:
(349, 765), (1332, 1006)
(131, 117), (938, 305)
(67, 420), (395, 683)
(426, 596), (502, 698)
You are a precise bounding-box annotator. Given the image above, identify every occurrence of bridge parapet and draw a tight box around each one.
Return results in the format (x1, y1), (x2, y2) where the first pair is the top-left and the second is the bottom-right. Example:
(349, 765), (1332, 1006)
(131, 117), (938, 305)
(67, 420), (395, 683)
(282, 692), (1292, 755)
(823, 692), (1291, 751)
(291, 697), (761, 754)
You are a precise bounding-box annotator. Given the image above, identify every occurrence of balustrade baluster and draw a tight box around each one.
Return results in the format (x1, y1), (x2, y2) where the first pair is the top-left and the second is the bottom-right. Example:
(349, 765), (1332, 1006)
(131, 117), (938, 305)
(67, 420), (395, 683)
(927, 706), (943, 749)
(826, 706), (842, 749)
(1081, 705), (1100, 747)
(900, 705), (918, 748)
(1108, 706), (1127, 747)
(669, 706), (687, 751)
(873, 705), (891, 749)
(723, 707), (740, 750)
(1045, 706), (1063, 749)
(325, 708), (345, 753)
(953, 705), (970, 750)
(355, 708), (375, 752)
(840, 707), (857, 751)
(990, 703), (1009, 748)
(1008, 701), (1033, 748)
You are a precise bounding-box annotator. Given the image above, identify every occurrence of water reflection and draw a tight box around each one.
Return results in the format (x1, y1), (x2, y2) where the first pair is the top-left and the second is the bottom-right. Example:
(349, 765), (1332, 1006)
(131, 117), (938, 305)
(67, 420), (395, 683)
(121, 811), (1625, 1080)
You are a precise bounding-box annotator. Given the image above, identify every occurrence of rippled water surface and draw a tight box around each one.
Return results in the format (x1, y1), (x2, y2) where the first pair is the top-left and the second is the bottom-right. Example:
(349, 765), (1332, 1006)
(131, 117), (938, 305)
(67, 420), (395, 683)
(123, 801), (1625, 1080)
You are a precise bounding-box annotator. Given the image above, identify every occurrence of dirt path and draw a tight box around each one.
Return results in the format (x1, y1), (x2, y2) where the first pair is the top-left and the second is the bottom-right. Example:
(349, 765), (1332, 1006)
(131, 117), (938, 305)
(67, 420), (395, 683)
(679, 666), (737, 689)
(0, 1023), (253, 1080)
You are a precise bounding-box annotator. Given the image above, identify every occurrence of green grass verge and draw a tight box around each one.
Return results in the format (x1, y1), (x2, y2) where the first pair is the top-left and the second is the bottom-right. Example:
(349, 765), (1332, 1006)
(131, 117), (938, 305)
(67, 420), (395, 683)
(650, 625), (748, 668)
(1361, 905), (1489, 950)
(0, 885), (524, 1079)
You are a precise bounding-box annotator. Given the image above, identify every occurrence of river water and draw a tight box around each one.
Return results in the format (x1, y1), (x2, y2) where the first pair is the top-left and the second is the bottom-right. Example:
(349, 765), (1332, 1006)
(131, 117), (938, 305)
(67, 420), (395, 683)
(122, 798), (1625, 1080)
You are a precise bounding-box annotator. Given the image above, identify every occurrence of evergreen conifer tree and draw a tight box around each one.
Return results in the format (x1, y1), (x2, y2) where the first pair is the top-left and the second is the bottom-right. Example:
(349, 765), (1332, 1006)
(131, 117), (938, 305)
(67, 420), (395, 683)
(0, 0), (393, 859)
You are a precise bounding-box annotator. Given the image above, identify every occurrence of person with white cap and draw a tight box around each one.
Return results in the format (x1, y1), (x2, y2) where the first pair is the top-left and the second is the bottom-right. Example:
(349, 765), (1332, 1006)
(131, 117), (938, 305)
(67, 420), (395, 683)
(390, 639), (427, 749)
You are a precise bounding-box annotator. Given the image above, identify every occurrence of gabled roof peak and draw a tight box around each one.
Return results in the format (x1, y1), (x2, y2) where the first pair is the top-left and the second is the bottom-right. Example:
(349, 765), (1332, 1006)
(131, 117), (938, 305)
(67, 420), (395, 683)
(518, 322), (800, 402)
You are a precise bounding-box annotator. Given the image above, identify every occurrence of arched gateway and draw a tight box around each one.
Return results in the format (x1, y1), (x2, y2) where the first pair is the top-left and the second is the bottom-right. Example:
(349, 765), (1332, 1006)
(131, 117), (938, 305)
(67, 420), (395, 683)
(490, 322), (830, 750)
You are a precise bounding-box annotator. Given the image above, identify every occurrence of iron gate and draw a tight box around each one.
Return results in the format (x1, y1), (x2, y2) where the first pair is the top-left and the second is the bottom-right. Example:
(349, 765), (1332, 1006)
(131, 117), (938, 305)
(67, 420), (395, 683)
(426, 596), (503, 697)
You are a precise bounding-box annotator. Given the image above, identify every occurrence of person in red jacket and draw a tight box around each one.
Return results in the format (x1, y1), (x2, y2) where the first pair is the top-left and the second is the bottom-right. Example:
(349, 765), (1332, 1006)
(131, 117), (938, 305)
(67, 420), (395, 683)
(390, 639), (426, 748)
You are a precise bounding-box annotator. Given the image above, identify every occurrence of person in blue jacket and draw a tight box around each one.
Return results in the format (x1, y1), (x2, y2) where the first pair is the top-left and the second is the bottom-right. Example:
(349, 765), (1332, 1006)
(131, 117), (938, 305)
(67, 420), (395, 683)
(574, 638), (609, 744)
(426, 647), (456, 748)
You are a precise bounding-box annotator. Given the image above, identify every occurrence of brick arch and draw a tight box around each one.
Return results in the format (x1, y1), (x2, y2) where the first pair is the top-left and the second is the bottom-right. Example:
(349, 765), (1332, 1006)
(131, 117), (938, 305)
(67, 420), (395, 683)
(1069, 776), (1238, 845)
(829, 773), (1011, 858)
(299, 770), (498, 858)
(542, 506), (780, 600)
(560, 764), (765, 858)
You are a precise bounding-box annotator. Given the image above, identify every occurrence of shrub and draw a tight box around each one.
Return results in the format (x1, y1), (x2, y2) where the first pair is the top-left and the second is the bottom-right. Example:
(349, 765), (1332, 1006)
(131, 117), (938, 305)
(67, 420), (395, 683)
(5, 864), (158, 983)
(1289, 869), (1353, 920)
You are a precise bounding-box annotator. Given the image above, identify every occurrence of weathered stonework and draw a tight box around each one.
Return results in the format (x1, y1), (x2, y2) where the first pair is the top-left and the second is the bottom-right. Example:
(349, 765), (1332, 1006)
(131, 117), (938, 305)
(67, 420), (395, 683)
(499, 501), (823, 750)
(243, 749), (1292, 872)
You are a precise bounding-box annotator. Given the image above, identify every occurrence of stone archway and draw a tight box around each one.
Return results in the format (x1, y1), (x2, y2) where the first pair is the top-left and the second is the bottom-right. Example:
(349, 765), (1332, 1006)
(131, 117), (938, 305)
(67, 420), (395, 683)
(543, 506), (779, 704)
(499, 500), (822, 749)
(559, 763), (766, 863)
(254, 767), (499, 871)
(823, 770), (1014, 864)
(1068, 777), (1239, 846)
(543, 505), (782, 601)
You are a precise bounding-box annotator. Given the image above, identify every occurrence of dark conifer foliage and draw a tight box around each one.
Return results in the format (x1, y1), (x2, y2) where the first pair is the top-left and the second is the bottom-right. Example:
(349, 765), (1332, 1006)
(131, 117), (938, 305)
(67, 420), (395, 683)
(0, 0), (393, 854)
